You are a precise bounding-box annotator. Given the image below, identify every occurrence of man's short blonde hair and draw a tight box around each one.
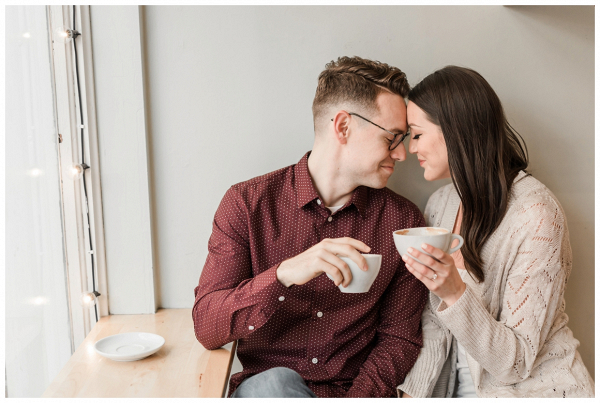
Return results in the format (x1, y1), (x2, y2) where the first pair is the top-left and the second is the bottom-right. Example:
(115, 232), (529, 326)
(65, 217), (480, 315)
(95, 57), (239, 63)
(312, 56), (410, 127)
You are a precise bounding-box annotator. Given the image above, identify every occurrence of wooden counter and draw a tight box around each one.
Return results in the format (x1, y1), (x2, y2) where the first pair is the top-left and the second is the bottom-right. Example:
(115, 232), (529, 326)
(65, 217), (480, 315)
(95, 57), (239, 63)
(43, 309), (236, 398)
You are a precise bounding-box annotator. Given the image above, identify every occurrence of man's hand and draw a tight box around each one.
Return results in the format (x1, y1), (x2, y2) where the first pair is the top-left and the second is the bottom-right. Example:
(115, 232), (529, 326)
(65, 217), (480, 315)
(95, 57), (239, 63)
(276, 237), (371, 288)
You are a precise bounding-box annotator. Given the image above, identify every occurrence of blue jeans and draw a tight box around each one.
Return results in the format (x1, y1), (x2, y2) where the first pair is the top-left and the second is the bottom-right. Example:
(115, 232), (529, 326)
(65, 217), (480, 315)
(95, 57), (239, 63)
(231, 367), (317, 398)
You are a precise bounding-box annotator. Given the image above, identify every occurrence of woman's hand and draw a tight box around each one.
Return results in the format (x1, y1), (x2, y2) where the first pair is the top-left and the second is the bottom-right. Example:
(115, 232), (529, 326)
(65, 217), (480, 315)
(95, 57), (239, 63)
(402, 243), (466, 307)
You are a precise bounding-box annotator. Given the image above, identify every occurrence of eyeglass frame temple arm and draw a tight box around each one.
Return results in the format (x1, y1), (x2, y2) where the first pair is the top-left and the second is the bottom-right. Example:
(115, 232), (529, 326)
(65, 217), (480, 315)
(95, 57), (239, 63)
(330, 112), (410, 148)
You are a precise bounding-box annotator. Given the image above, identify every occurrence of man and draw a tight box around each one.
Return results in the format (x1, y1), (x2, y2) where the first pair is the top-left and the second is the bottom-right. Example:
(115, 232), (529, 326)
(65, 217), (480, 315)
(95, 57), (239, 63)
(193, 56), (428, 398)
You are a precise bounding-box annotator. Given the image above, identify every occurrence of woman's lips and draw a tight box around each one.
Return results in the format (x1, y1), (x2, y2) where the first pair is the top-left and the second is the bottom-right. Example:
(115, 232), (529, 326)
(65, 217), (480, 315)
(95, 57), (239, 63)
(418, 159), (425, 166)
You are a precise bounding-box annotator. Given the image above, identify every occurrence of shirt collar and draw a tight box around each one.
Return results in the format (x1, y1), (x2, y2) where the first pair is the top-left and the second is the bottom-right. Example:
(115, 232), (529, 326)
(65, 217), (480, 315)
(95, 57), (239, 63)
(294, 151), (368, 217)
(295, 152), (320, 209)
(350, 186), (368, 217)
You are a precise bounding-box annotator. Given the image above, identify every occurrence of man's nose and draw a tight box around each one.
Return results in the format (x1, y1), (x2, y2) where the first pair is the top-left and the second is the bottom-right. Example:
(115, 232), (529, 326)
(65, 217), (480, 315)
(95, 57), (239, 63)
(390, 142), (406, 161)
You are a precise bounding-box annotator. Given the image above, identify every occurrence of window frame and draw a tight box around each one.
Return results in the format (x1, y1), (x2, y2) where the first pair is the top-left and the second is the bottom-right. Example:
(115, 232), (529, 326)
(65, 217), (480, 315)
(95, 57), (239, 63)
(48, 5), (108, 348)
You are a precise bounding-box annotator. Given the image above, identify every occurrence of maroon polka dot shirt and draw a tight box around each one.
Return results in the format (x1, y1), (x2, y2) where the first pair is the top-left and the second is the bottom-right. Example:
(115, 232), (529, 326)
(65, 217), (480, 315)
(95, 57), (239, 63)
(193, 152), (428, 397)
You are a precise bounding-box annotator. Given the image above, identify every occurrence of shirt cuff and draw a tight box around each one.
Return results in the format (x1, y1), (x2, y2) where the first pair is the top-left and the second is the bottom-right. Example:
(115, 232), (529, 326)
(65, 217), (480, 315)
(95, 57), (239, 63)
(248, 263), (292, 323)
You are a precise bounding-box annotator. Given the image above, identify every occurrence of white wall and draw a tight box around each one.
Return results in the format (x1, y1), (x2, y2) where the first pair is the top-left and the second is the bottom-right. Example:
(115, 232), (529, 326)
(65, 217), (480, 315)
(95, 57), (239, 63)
(5, 6), (73, 397)
(92, 5), (594, 378)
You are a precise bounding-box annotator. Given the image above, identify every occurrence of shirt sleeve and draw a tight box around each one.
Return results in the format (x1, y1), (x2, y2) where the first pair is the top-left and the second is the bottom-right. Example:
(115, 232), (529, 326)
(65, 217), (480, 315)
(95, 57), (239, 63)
(192, 186), (290, 350)
(435, 195), (571, 384)
(396, 293), (452, 397)
(345, 215), (430, 398)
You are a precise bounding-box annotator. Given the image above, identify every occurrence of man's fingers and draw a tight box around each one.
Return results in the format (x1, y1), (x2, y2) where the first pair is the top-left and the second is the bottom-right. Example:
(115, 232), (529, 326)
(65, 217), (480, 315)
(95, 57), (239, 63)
(329, 237), (371, 254)
(320, 261), (345, 287)
(327, 243), (368, 271)
(325, 254), (353, 287)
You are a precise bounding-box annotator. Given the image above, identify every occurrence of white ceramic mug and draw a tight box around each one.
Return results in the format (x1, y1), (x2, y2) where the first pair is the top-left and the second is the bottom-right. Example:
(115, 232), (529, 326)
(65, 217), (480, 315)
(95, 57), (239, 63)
(326, 254), (382, 293)
(393, 227), (464, 264)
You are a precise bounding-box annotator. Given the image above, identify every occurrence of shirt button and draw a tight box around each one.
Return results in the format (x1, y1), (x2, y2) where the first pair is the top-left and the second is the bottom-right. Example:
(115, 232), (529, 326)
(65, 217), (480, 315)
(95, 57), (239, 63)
(316, 199), (322, 205)
(278, 296), (285, 301)
(312, 358), (318, 364)
(317, 312), (323, 318)
(327, 216), (333, 222)
(248, 326), (254, 330)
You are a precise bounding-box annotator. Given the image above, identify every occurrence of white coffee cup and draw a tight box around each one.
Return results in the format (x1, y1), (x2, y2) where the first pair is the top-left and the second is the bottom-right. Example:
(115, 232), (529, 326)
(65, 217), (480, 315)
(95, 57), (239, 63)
(393, 227), (464, 264)
(326, 254), (382, 293)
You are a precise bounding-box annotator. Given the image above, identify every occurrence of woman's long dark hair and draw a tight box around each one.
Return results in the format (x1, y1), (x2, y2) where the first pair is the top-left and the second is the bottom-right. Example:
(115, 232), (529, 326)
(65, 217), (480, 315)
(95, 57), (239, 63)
(408, 66), (529, 282)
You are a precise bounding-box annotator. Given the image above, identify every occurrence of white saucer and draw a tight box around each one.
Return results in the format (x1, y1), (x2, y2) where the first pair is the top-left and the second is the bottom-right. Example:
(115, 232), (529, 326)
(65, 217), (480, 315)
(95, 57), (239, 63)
(94, 332), (165, 362)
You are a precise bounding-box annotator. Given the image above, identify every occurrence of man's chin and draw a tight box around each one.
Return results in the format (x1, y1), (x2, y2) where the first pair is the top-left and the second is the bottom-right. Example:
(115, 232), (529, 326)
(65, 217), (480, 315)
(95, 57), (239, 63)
(365, 177), (388, 189)
(357, 172), (391, 189)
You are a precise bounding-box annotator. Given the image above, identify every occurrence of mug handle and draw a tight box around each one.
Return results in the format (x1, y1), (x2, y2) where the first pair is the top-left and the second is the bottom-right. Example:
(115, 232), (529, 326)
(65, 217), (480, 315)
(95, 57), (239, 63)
(447, 234), (464, 254)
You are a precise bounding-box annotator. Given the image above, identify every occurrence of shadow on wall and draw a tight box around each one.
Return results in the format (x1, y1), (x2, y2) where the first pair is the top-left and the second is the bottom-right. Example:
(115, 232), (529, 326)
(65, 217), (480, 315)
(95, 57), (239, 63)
(505, 6), (594, 45)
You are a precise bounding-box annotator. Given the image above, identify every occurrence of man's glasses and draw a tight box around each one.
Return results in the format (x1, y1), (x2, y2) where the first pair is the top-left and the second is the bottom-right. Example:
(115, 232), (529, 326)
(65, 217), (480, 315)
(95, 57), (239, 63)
(331, 112), (410, 151)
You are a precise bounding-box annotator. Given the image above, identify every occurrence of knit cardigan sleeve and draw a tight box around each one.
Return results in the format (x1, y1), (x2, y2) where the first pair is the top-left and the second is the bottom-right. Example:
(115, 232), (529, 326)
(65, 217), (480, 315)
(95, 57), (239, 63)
(435, 189), (571, 384)
(397, 186), (452, 397)
(396, 294), (451, 397)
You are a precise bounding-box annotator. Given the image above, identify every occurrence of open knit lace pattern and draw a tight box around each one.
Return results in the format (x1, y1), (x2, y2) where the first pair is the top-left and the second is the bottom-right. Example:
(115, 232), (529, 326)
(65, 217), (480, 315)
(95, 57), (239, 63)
(397, 171), (595, 398)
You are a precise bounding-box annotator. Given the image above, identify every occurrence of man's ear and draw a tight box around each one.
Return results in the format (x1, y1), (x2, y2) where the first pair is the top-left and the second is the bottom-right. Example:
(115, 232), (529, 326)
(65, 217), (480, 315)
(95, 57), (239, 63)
(331, 110), (351, 145)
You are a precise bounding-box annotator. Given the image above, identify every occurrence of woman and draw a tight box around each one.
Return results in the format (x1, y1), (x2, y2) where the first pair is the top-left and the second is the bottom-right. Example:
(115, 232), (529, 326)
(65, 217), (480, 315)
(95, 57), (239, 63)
(397, 66), (594, 398)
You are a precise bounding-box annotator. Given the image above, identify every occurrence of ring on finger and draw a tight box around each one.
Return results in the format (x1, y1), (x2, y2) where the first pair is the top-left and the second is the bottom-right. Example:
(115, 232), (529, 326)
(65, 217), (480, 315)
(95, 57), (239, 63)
(431, 272), (438, 281)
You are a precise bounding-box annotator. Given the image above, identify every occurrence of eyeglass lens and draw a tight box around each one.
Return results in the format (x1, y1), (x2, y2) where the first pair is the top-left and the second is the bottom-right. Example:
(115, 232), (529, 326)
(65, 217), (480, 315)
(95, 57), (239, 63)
(390, 132), (408, 151)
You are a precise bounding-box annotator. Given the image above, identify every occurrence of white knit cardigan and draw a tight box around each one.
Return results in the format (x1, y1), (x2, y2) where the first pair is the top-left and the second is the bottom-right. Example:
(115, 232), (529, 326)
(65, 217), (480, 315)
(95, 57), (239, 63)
(397, 171), (595, 397)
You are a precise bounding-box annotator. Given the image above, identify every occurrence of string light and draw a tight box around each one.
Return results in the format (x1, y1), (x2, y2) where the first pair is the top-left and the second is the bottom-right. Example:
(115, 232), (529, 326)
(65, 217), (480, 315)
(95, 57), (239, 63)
(82, 291), (100, 307)
(71, 163), (89, 180)
(68, 5), (100, 323)
(53, 26), (80, 44)
(82, 293), (93, 305)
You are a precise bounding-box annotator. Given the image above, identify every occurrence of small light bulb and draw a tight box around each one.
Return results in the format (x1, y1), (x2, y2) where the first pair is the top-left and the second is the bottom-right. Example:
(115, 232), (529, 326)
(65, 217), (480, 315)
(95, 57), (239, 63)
(23, 32), (31, 38)
(53, 26), (79, 44)
(71, 163), (89, 179)
(82, 292), (96, 306)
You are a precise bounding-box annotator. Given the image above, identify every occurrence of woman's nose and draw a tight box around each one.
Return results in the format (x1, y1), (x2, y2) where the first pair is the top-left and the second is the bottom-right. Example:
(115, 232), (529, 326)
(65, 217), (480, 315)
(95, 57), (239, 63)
(408, 136), (418, 154)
